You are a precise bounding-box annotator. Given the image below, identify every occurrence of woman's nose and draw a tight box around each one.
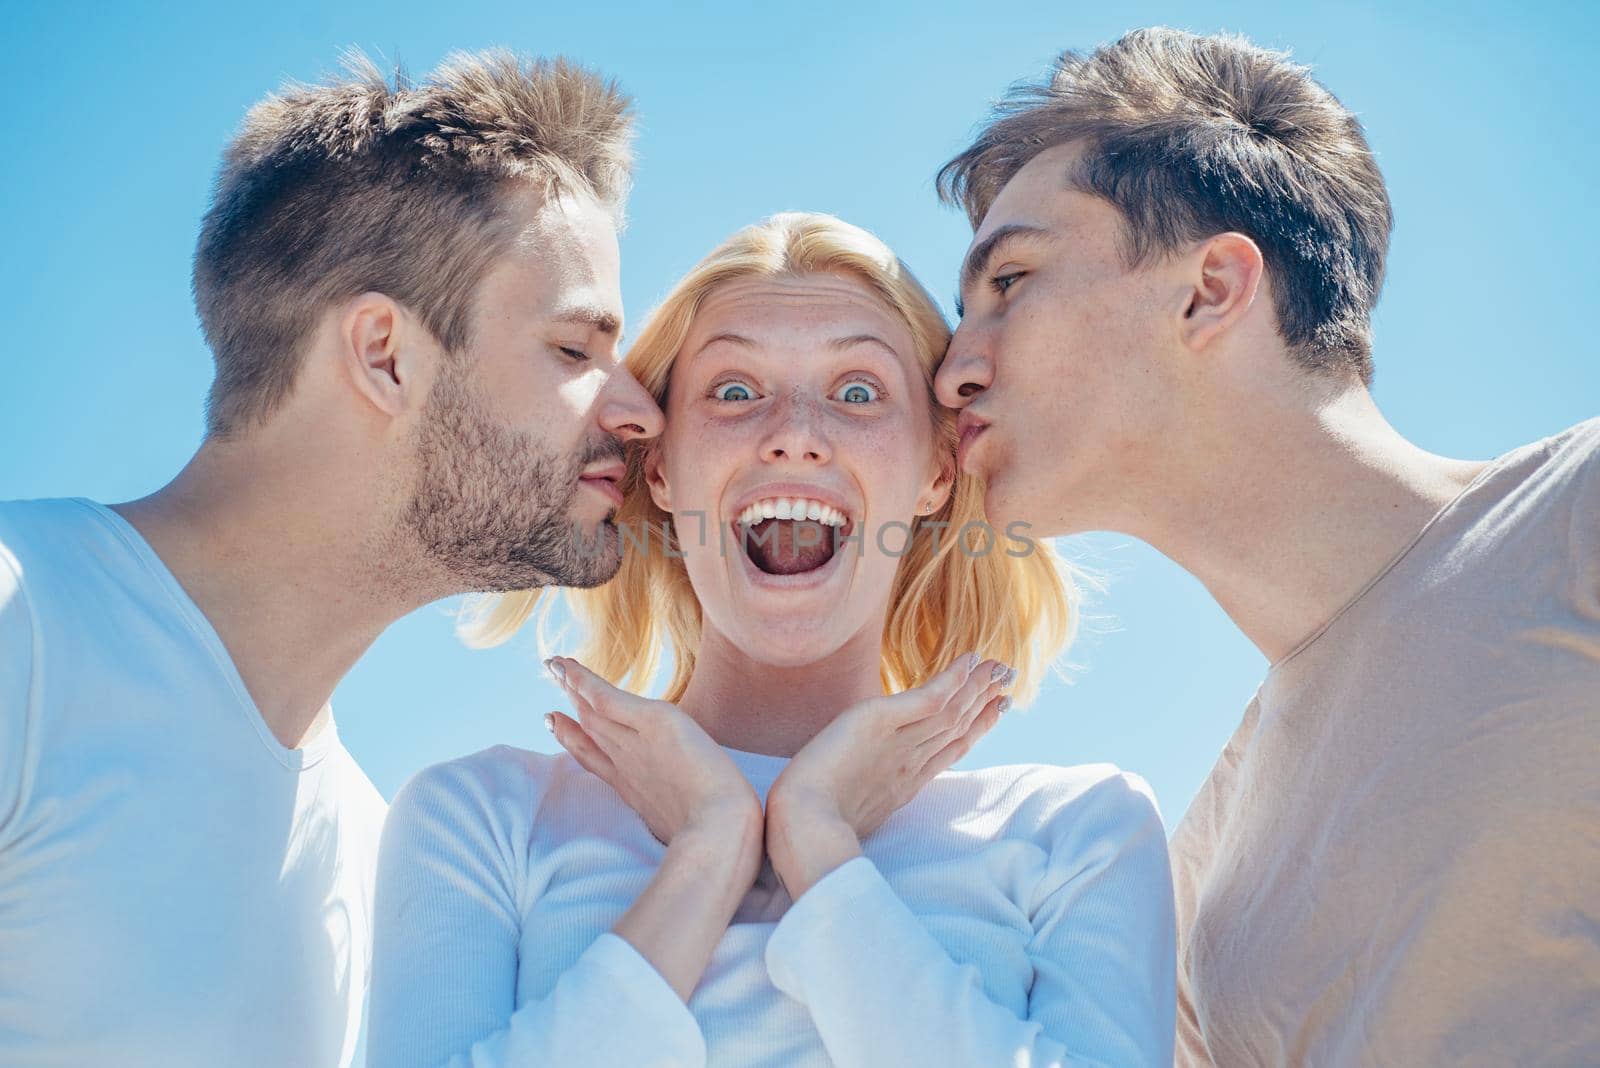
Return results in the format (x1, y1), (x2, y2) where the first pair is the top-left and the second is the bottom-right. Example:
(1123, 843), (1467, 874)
(758, 393), (830, 464)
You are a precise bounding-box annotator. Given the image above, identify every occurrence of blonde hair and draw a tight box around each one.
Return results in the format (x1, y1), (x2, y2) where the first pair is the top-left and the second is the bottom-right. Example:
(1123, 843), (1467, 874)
(463, 212), (1077, 707)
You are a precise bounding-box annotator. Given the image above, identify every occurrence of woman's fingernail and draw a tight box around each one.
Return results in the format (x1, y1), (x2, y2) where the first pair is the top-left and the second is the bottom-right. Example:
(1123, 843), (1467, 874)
(543, 713), (556, 733)
(547, 658), (566, 684)
(998, 696), (1013, 715)
(966, 651), (981, 672)
(991, 661), (1010, 682)
(1002, 667), (1018, 688)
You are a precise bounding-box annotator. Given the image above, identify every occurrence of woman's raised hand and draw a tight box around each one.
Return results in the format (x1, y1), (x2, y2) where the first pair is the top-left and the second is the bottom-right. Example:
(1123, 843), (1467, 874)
(544, 655), (765, 1003)
(764, 652), (1015, 898)
(544, 656), (763, 855)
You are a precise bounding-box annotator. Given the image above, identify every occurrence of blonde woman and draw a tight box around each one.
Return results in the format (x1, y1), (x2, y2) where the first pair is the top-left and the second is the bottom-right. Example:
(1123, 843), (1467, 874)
(366, 214), (1175, 1067)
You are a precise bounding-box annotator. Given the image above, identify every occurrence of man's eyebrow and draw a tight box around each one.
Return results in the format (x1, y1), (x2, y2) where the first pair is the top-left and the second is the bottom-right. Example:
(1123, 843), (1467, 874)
(956, 224), (1052, 316)
(553, 306), (621, 338)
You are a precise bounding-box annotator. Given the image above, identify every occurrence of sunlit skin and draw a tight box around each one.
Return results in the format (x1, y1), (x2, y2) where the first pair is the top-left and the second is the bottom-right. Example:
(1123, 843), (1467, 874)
(937, 142), (1188, 540)
(545, 270), (1014, 1000)
(112, 187), (663, 752)
(936, 141), (1486, 663)
(426, 187), (663, 559)
(485, 191), (658, 499)
(646, 274), (951, 692)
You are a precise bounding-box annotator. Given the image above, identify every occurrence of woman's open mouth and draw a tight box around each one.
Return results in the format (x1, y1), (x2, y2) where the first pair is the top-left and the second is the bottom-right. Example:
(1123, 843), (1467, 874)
(732, 496), (855, 578)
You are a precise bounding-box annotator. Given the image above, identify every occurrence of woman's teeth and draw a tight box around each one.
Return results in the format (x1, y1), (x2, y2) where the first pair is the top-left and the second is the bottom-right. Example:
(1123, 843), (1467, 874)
(735, 498), (848, 528)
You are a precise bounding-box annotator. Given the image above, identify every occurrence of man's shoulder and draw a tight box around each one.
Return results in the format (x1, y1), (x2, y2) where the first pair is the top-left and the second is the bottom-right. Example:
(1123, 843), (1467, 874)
(1481, 416), (1600, 561)
(1499, 416), (1600, 494)
(1554, 414), (1600, 451)
(0, 498), (170, 640)
(0, 498), (123, 586)
(0, 496), (105, 538)
(1555, 415), (1600, 488)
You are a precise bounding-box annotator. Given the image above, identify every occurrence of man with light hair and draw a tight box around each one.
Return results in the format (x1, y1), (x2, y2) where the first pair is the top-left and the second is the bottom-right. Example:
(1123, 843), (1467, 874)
(934, 27), (1599, 1066)
(0, 51), (661, 1066)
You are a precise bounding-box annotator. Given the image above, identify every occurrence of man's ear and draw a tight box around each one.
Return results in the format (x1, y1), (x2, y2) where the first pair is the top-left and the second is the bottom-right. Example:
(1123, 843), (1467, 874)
(643, 442), (672, 513)
(339, 292), (431, 419)
(1178, 232), (1265, 354)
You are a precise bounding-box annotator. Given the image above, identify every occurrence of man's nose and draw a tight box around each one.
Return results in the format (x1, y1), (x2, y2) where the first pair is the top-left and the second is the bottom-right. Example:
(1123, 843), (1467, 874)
(598, 368), (665, 443)
(934, 336), (994, 409)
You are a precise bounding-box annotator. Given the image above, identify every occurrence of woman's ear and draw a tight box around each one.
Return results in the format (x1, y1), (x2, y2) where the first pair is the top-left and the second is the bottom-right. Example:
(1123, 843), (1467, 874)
(1178, 232), (1265, 354)
(643, 442), (672, 513)
(919, 455), (957, 515)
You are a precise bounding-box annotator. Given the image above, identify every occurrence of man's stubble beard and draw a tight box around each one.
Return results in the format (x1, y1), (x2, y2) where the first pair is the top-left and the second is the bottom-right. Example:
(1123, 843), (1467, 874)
(402, 359), (626, 594)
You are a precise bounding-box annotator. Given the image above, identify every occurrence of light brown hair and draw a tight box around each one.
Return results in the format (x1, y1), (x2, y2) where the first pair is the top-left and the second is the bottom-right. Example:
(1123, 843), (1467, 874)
(193, 49), (633, 436)
(938, 27), (1392, 383)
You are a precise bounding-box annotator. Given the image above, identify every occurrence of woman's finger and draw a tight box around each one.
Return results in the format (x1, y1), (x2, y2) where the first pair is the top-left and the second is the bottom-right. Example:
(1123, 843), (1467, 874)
(908, 673), (1000, 767)
(889, 652), (979, 733)
(548, 656), (642, 727)
(580, 703), (636, 751)
(914, 692), (1009, 783)
(546, 711), (618, 782)
(904, 657), (1007, 742)
(551, 664), (639, 741)
(944, 673), (1013, 743)
(953, 660), (1012, 718)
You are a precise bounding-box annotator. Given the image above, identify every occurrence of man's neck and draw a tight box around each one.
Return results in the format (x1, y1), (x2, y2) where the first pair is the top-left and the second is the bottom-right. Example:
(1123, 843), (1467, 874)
(113, 437), (432, 750)
(678, 621), (888, 757)
(1120, 387), (1488, 665)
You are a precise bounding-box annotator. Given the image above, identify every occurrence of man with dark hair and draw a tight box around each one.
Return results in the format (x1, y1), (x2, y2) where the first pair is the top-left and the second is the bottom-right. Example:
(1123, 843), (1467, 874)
(935, 26), (1599, 1066)
(0, 51), (662, 1066)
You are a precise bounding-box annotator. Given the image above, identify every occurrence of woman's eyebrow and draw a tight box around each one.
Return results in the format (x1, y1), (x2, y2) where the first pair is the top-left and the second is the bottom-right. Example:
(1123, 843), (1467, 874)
(830, 334), (918, 390)
(692, 332), (758, 356)
(828, 334), (900, 358)
(687, 332), (906, 382)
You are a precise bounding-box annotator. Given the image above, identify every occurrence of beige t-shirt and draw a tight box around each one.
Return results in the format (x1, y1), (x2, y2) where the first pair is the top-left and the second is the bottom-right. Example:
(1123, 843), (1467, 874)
(1172, 418), (1600, 1067)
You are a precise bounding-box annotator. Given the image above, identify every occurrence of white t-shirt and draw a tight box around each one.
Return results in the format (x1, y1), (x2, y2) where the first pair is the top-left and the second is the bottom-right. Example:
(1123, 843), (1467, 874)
(0, 498), (388, 1067)
(366, 742), (1176, 1067)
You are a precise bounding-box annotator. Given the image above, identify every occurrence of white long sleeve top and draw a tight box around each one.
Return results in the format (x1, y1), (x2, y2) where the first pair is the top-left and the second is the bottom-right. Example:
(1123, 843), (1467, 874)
(366, 742), (1175, 1067)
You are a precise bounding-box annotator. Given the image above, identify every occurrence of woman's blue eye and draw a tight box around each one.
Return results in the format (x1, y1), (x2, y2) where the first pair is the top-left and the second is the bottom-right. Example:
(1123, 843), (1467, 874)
(713, 382), (754, 402)
(838, 381), (879, 404)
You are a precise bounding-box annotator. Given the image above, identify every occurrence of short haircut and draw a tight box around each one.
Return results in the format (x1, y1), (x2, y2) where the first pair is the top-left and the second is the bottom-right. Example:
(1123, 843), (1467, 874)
(193, 49), (634, 437)
(938, 27), (1392, 383)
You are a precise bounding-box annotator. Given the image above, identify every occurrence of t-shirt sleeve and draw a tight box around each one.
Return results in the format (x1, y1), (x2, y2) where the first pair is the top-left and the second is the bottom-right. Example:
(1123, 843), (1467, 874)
(1566, 423), (1600, 609)
(1170, 698), (1259, 1068)
(0, 543), (36, 847)
(364, 757), (705, 1068)
(1171, 797), (1215, 1068)
(764, 769), (1177, 1066)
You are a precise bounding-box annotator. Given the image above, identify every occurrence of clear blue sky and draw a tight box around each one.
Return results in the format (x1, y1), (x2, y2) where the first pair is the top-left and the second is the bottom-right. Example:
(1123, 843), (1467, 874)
(3, 0), (1595, 825)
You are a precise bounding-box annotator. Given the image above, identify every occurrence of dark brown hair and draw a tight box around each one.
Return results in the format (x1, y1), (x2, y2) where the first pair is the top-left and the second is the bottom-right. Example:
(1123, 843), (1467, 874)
(937, 28), (1392, 382)
(193, 49), (633, 436)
